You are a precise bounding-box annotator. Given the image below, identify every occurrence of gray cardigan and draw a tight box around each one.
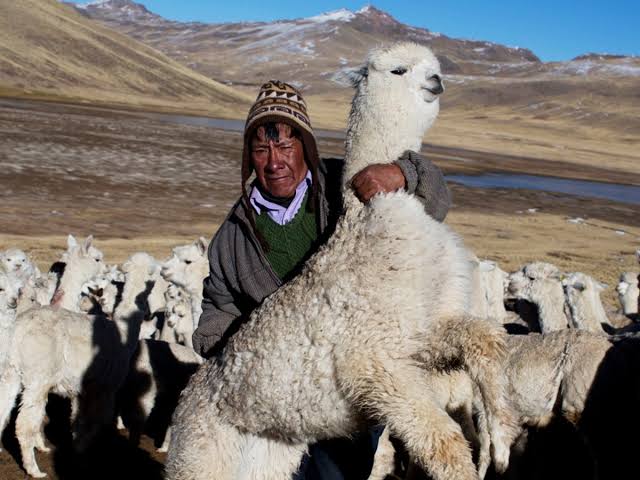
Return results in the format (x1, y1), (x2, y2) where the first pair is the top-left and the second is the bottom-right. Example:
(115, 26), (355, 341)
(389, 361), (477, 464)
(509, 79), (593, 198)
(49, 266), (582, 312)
(192, 151), (451, 358)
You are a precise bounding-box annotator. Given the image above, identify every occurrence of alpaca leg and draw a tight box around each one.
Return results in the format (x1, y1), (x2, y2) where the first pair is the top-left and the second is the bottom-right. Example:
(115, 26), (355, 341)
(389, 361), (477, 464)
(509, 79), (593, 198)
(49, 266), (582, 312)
(472, 393), (492, 480)
(237, 435), (306, 480)
(166, 412), (305, 480)
(418, 316), (519, 472)
(165, 415), (247, 480)
(157, 427), (171, 453)
(15, 385), (49, 478)
(368, 426), (397, 480)
(0, 367), (21, 452)
(342, 358), (478, 480)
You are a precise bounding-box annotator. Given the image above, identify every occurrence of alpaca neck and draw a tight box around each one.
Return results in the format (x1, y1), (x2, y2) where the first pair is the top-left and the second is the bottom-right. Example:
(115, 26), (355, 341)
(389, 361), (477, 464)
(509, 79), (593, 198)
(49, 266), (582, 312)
(113, 270), (148, 350)
(57, 270), (90, 312)
(0, 311), (15, 330)
(342, 86), (430, 197)
(532, 282), (568, 331)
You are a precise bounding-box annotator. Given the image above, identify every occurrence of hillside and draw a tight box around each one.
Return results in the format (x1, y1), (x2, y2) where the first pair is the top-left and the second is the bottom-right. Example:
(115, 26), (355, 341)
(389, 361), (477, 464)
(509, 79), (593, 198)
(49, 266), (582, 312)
(72, 1), (640, 165)
(0, 0), (251, 116)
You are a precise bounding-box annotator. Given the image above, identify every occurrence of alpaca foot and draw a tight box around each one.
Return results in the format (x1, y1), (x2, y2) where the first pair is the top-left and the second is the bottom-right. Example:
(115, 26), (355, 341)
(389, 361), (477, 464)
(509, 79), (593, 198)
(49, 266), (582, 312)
(489, 424), (513, 474)
(28, 469), (47, 479)
(35, 435), (50, 453)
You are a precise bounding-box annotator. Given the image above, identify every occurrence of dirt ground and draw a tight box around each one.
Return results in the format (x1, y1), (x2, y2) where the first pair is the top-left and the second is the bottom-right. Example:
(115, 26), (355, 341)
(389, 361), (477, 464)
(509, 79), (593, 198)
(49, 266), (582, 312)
(0, 99), (639, 478)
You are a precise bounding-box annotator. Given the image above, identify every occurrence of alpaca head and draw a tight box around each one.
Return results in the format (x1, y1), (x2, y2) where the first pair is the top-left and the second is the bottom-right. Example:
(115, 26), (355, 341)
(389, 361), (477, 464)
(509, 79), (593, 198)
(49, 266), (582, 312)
(562, 272), (608, 324)
(0, 270), (20, 313)
(362, 42), (443, 106)
(166, 301), (191, 329)
(161, 238), (208, 291)
(121, 252), (159, 281)
(0, 248), (36, 281)
(60, 235), (106, 284)
(507, 263), (563, 300)
(164, 283), (185, 303)
(343, 42), (444, 180)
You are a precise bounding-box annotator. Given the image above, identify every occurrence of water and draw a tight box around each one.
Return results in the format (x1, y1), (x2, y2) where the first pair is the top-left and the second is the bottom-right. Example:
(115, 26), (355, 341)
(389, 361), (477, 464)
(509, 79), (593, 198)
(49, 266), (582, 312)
(156, 113), (346, 139)
(446, 173), (640, 205)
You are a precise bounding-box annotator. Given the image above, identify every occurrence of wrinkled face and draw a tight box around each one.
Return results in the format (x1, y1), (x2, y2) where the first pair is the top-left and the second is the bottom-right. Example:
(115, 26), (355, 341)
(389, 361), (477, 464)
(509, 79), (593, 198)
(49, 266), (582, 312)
(161, 243), (205, 286)
(250, 122), (308, 199)
(368, 44), (444, 105)
(0, 272), (20, 312)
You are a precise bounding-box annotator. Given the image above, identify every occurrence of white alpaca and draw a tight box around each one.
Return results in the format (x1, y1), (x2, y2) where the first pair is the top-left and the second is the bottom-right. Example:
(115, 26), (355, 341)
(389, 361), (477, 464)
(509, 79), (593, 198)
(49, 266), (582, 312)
(0, 251), (156, 478)
(563, 272), (612, 332)
(118, 339), (203, 452)
(616, 271), (639, 317)
(391, 329), (615, 479)
(161, 237), (209, 330)
(507, 262), (570, 333)
(52, 235), (107, 312)
(166, 43), (516, 480)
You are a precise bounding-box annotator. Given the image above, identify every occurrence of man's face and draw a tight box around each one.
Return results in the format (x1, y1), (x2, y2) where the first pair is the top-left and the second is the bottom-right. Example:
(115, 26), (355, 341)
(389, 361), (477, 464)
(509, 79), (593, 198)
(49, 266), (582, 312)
(251, 123), (308, 198)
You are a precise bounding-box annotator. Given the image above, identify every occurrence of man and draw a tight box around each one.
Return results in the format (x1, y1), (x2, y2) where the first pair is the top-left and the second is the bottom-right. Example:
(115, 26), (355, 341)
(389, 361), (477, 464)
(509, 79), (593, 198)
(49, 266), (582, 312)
(193, 80), (451, 478)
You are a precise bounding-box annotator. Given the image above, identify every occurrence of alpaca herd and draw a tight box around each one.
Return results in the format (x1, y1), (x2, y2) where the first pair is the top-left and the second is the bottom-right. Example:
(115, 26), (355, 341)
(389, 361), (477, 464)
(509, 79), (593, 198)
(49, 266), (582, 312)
(1, 42), (639, 480)
(0, 237), (207, 477)
(1, 238), (638, 478)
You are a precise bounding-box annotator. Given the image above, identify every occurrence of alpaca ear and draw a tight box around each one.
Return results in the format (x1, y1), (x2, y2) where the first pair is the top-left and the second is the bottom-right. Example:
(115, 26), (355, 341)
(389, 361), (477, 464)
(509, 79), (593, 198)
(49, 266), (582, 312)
(82, 235), (94, 254)
(333, 66), (368, 88)
(67, 234), (78, 250)
(197, 237), (208, 256)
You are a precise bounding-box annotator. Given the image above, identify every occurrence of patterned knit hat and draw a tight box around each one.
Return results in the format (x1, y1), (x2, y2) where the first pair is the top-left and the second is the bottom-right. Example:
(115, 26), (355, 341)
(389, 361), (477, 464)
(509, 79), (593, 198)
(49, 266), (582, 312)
(241, 81), (322, 242)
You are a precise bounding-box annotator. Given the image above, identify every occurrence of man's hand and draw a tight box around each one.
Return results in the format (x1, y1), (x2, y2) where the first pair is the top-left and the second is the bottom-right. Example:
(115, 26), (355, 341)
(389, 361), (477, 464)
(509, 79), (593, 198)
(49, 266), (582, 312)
(350, 163), (407, 203)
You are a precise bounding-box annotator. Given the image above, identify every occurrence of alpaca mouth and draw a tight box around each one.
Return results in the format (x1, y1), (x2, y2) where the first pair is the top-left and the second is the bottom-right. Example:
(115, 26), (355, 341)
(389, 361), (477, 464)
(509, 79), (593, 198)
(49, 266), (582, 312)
(422, 85), (444, 95)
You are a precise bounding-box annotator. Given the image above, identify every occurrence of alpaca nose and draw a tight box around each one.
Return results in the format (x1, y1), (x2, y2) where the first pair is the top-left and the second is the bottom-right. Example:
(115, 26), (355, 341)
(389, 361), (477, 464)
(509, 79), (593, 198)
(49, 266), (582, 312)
(426, 74), (444, 95)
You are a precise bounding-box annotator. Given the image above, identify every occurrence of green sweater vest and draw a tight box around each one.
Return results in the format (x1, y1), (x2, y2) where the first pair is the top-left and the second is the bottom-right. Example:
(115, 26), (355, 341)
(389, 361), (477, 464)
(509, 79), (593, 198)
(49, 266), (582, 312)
(255, 194), (319, 281)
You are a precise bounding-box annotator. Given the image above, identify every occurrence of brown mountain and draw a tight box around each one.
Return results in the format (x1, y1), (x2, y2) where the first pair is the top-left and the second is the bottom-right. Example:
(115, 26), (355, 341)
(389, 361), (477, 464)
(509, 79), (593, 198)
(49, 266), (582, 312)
(71, 1), (640, 141)
(0, 0), (251, 116)
(72, 2), (540, 92)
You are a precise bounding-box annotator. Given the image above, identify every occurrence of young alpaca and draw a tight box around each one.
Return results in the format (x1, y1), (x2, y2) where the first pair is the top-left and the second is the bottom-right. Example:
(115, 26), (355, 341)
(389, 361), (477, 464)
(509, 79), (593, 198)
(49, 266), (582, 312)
(0, 252), (156, 478)
(166, 43), (516, 480)
(160, 237), (209, 331)
(507, 262), (570, 333)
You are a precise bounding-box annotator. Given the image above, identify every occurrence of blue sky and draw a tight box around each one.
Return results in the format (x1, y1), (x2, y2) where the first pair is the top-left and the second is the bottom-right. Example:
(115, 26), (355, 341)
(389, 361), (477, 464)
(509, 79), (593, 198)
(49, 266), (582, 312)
(70, 1), (640, 61)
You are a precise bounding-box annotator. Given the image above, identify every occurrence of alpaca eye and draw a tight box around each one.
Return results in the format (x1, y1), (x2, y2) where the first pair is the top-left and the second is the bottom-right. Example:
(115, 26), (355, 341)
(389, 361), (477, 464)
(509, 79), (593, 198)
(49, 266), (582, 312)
(185, 260), (192, 265)
(391, 67), (407, 75)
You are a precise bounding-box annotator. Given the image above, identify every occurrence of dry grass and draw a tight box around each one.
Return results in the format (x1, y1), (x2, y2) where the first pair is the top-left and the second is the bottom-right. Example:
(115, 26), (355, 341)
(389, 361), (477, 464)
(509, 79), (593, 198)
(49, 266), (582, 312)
(0, 0), (252, 118)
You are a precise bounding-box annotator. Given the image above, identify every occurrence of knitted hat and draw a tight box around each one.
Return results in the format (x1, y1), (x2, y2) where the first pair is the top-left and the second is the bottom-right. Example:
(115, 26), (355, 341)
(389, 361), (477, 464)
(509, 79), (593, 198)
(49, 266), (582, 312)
(241, 81), (322, 247)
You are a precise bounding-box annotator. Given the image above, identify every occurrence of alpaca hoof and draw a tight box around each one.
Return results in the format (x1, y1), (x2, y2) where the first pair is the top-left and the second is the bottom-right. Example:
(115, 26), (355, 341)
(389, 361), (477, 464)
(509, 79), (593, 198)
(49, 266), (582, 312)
(27, 470), (47, 478)
(36, 444), (51, 454)
(491, 442), (510, 474)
